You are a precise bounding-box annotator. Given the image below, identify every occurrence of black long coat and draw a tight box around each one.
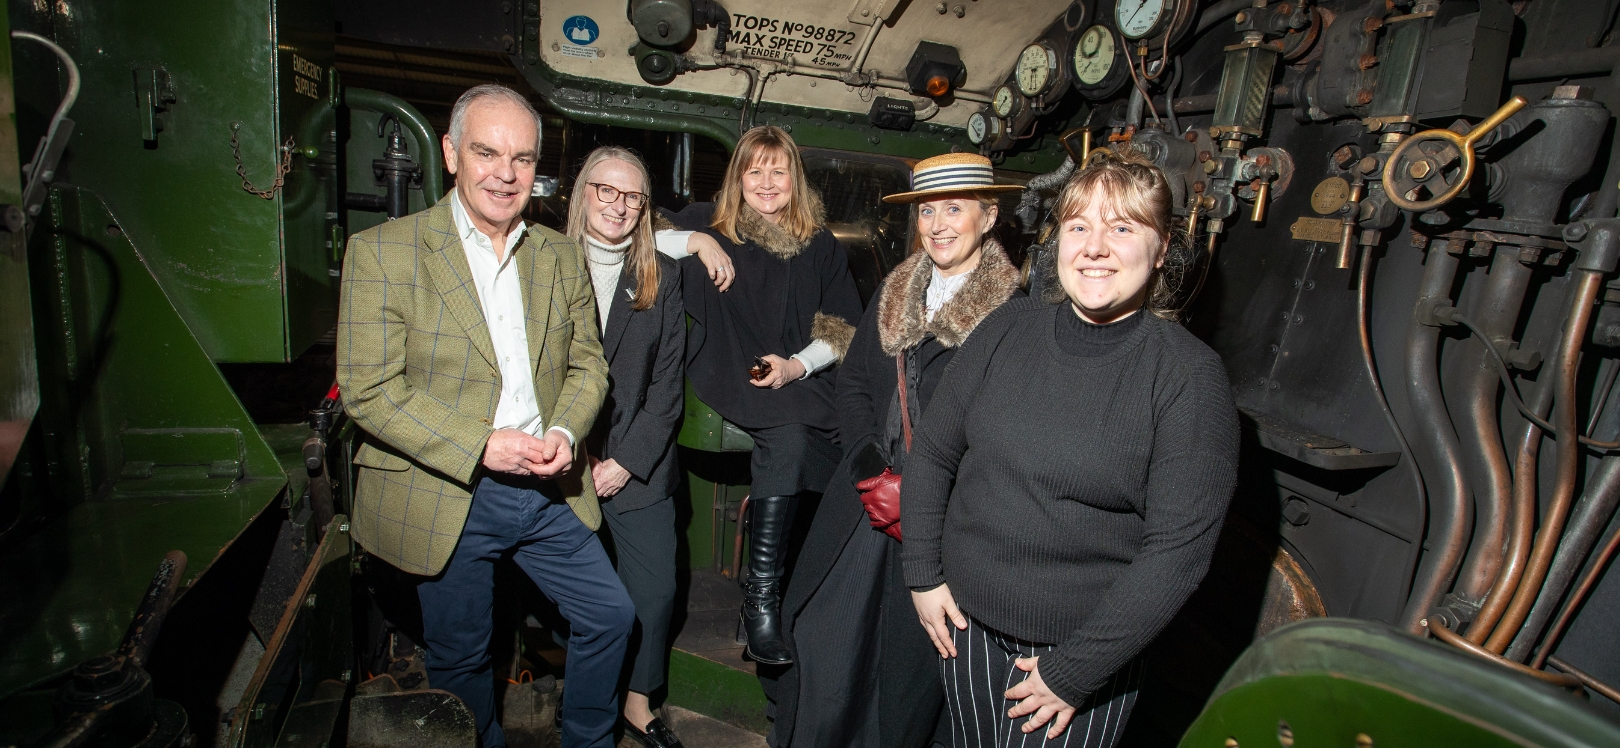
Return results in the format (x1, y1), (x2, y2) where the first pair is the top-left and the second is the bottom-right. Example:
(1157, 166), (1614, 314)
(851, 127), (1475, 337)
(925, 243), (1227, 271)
(586, 252), (685, 513)
(765, 243), (1023, 748)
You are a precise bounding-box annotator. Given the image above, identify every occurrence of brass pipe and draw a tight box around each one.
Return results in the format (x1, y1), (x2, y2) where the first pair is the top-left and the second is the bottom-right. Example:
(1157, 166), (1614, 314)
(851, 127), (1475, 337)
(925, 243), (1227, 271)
(1336, 180), (1366, 270)
(1473, 379), (1551, 645)
(1082, 129), (1092, 163)
(1485, 270), (1605, 651)
(1426, 618), (1584, 689)
(1532, 519), (1620, 669)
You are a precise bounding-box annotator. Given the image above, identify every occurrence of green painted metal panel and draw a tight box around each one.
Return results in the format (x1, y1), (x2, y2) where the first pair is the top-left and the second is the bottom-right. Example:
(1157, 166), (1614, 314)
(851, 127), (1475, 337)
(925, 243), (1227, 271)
(343, 109), (430, 237)
(1179, 618), (1620, 748)
(17, 0), (336, 363)
(666, 649), (768, 735)
(0, 185), (285, 697)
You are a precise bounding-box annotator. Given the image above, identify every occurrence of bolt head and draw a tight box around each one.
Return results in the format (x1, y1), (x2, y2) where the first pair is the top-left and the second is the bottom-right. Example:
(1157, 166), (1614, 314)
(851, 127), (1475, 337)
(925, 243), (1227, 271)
(1565, 222), (1590, 241)
(1408, 159), (1433, 180)
(1355, 90), (1374, 106)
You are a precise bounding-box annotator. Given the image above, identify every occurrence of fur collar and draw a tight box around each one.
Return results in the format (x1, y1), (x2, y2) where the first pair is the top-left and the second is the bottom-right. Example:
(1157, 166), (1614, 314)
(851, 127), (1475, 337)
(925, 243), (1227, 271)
(734, 190), (826, 260)
(877, 239), (1020, 355)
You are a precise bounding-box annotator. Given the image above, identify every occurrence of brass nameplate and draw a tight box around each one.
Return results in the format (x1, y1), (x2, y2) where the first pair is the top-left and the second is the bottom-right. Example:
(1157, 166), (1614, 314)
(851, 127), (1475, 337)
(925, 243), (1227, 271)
(1291, 217), (1342, 244)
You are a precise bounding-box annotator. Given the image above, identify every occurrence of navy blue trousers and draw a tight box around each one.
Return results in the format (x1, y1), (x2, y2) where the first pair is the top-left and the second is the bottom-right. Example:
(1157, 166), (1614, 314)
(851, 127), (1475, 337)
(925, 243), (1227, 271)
(417, 473), (635, 748)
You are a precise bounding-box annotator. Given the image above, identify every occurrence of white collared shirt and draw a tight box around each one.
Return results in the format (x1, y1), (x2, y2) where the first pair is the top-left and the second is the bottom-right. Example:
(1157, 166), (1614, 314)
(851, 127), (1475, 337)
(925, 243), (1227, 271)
(451, 192), (573, 445)
(926, 265), (971, 322)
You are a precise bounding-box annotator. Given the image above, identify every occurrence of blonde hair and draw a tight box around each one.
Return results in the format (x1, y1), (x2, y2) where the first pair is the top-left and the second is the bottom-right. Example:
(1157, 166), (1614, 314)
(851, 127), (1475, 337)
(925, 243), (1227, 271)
(1038, 153), (1192, 319)
(711, 126), (821, 243)
(567, 147), (659, 311)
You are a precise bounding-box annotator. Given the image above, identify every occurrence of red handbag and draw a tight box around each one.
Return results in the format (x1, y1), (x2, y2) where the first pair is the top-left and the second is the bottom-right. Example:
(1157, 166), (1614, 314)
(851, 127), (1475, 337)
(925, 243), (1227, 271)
(857, 354), (911, 541)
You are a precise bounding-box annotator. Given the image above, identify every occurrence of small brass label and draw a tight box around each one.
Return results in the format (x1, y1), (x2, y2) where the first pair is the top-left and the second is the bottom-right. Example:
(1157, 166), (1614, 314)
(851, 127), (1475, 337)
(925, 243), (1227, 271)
(1291, 217), (1342, 244)
(1311, 176), (1351, 215)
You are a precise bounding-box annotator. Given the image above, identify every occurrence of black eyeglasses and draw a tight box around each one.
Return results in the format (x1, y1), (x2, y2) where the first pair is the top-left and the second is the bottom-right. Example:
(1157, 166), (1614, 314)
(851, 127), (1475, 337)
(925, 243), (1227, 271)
(587, 182), (649, 210)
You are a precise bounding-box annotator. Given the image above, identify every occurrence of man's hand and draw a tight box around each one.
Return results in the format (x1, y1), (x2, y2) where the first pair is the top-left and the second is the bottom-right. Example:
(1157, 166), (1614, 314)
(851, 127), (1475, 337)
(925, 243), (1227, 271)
(530, 429), (574, 478)
(911, 584), (968, 658)
(749, 354), (805, 389)
(688, 233), (734, 291)
(1006, 657), (1077, 740)
(590, 455), (632, 497)
(482, 429), (550, 475)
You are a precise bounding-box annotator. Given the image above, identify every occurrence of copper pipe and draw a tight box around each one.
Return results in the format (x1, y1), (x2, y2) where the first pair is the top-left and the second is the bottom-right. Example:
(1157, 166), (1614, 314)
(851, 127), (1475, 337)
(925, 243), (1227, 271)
(1532, 521), (1620, 669)
(1486, 270), (1605, 651)
(1359, 245), (1427, 617)
(1454, 249), (1535, 608)
(1400, 242), (1474, 632)
(1548, 655), (1620, 704)
(1472, 403), (1545, 645)
(1426, 618), (1584, 689)
(1508, 457), (1620, 660)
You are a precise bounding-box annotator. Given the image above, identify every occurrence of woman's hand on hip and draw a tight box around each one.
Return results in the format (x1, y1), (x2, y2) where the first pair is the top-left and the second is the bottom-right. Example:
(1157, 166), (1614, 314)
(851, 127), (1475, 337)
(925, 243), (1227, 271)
(1006, 657), (1077, 740)
(749, 354), (805, 389)
(589, 455), (631, 497)
(911, 584), (968, 658)
(687, 233), (734, 291)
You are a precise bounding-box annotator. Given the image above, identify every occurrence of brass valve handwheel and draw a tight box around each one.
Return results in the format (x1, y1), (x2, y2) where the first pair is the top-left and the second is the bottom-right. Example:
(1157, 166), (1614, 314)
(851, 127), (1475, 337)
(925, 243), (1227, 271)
(1381, 96), (1527, 213)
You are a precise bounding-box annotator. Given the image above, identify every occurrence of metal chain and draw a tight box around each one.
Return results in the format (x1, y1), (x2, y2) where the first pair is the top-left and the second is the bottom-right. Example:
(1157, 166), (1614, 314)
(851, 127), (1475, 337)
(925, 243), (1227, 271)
(230, 123), (294, 200)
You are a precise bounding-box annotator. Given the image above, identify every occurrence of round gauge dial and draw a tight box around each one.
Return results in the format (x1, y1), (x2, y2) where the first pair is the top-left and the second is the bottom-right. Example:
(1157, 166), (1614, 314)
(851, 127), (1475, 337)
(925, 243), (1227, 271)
(1116, 0), (1169, 40)
(967, 112), (990, 145)
(1073, 25), (1116, 85)
(992, 85), (1021, 118)
(1016, 43), (1056, 96)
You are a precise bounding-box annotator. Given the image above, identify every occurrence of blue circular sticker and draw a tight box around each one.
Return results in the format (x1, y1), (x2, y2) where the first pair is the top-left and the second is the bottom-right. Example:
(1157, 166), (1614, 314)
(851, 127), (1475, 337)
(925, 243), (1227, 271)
(563, 15), (599, 46)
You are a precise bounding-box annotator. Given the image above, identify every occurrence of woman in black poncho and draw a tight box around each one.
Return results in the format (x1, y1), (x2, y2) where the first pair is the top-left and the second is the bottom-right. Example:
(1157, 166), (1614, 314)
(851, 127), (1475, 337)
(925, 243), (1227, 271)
(904, 155), (1239, 747)
(665, 126), (862, 665)
(765, 153), (1025, 747)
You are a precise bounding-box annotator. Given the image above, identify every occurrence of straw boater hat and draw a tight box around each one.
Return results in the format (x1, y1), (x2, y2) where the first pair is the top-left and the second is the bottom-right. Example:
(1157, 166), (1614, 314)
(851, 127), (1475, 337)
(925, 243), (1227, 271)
(881, 152), (1025, 203)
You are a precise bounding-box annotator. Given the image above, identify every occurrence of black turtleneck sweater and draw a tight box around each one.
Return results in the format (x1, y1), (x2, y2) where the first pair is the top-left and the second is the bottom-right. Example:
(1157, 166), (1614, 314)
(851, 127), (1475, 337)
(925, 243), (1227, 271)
(900, 298), (1238, 706)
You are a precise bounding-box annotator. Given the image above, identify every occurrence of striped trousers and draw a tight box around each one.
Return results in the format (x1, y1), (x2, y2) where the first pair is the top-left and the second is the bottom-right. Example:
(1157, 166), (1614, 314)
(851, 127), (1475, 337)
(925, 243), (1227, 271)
(941, 617), (1143, 748)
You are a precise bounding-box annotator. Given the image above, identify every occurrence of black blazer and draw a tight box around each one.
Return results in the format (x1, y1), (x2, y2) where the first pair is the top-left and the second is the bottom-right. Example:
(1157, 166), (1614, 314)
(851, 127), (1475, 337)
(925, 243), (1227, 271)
(586, 252), (685, 513)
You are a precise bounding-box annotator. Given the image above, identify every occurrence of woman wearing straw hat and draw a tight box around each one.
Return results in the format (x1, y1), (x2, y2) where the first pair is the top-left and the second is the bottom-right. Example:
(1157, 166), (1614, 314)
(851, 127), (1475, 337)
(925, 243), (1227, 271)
(765, 153), (1023, 748)
(903, 154), (1237, 747)
(663, 125), (863, 666)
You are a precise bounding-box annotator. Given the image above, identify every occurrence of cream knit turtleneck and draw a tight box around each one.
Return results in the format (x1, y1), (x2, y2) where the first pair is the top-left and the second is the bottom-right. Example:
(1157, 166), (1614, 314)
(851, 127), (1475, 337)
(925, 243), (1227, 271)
(586, 235), (631, 331)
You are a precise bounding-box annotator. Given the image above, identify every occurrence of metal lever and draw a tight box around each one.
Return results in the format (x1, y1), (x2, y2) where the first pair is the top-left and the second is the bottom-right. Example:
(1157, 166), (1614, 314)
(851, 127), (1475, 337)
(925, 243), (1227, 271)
(1250, 180), (1270, 223)
(1382, 96), (1528, 212)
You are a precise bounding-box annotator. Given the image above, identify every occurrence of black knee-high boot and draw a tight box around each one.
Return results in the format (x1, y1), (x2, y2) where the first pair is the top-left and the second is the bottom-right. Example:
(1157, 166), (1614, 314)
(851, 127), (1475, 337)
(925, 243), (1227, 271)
(740, 494), (795, 664)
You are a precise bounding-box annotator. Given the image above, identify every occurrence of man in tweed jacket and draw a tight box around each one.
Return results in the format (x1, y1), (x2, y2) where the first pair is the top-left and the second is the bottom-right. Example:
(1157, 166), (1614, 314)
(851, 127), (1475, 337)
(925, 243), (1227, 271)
(337, 85), (630, 748)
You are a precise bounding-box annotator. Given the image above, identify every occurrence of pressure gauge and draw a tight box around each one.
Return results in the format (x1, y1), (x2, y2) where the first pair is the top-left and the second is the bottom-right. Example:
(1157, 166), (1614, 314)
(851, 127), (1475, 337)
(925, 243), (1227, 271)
(992, 84), (1022, 118)
(967, 111), (990, 145)
(1016, 43), (1057, 96)
(967, 111), (1006, 147)
(1070, 24), (1128, 101)
(1073, 25), (1115, 85)
(1116, 0), (1170, 40)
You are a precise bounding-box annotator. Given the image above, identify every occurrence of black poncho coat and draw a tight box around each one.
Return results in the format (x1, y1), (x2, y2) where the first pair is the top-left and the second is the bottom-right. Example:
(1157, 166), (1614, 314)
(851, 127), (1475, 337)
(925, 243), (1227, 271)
(764, 241), (1023, 748)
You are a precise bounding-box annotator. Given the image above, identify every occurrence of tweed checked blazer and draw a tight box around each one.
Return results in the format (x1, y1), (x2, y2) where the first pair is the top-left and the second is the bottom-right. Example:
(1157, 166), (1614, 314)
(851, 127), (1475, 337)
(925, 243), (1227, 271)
(337, 195), (609, 576)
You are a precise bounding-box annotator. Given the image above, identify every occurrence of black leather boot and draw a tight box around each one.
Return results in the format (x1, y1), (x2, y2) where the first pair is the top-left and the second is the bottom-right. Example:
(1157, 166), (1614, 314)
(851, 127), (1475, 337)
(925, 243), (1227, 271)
(739, 494), (795, 664)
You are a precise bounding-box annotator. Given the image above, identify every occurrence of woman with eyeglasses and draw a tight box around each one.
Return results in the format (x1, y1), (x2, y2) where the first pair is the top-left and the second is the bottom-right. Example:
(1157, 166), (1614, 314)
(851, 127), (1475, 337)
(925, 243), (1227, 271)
(567, 146), (694, 748)
(664, 125), (863, 666)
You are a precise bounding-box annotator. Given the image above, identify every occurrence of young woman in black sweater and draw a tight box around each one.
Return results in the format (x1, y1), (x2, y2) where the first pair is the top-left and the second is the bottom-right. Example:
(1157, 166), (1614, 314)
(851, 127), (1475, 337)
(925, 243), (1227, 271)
(902, 155), (1239, 747)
